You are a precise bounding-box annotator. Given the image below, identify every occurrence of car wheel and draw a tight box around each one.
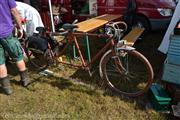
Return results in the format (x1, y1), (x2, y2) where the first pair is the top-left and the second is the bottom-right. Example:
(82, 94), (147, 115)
(133, 16), (150, 32)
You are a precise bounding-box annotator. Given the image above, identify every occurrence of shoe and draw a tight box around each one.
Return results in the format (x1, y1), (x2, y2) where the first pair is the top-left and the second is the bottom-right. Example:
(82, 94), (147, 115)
(19, 69), (30, 87)
(0, 77), (13, 95)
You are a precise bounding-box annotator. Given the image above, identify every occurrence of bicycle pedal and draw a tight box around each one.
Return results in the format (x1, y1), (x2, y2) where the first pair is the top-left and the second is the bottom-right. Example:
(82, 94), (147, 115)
(88, 70), (92, 77)
(88, 69), (96, 77)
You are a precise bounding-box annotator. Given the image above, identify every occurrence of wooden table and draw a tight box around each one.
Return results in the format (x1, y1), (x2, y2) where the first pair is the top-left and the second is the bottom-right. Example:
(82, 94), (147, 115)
(76, 14), (122, 32)
(75, 14), (122, 61)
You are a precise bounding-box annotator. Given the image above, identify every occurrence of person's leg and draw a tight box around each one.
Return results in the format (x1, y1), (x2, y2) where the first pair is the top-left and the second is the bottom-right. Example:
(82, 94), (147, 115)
(1, 35), (30, 87)
(16, 60), (30, 86)
(0, 42), (12, 95)
(0, 64), (7, 78)
(16, 59), (26, 72)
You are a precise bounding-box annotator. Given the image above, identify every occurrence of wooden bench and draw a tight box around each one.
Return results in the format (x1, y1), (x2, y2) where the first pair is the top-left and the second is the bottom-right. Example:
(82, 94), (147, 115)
(122, 27), (145, 46)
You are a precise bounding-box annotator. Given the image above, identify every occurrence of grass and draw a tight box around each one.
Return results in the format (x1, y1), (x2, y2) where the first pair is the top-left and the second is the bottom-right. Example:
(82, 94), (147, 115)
(0, 31), (168, 120)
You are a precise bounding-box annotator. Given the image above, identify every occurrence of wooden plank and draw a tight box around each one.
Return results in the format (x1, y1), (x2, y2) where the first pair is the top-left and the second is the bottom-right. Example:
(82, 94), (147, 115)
(76, 14), (122, 32)
(122, 27), (145, 46)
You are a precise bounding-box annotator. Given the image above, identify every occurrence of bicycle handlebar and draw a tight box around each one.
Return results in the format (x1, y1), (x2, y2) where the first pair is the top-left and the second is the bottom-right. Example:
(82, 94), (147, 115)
(105, 21), (127, 40)
(72, 19), (78, 24)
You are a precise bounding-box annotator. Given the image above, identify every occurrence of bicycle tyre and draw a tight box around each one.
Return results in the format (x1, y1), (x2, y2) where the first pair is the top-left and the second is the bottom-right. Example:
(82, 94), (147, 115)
(99, 49), (154, 97)
(26, 48), (49, 70)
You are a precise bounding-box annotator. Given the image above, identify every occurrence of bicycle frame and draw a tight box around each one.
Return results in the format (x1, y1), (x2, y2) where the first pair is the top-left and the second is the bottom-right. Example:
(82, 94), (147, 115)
(53, 32), (116, 71)
(26, 22), (154, 97)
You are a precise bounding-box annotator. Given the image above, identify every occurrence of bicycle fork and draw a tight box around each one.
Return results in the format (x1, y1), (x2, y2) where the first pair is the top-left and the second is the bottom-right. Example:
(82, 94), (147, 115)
(113, 42), (135, 74)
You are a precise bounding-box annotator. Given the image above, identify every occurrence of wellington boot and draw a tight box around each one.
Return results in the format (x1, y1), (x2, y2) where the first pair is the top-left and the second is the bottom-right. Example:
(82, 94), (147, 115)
(0, 77), (13, 95)
(19, 69), (30, 87)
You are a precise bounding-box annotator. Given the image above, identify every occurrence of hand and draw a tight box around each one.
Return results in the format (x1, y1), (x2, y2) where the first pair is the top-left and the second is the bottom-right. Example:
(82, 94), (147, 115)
(18, 29), (24, 39)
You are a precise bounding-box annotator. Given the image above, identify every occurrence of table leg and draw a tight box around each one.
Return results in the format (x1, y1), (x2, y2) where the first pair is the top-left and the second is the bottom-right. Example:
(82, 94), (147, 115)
(73, 44), (77, 58)
(85, 33), (91, 62)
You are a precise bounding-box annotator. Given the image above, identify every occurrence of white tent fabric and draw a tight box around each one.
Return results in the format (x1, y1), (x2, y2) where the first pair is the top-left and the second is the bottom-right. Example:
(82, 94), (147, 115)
(158, 1), (180, 54)
(16, 1), (44, 36)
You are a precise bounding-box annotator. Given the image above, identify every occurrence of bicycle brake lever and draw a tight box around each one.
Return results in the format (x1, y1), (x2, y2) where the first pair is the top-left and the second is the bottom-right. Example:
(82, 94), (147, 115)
(72, 19), (78, 24)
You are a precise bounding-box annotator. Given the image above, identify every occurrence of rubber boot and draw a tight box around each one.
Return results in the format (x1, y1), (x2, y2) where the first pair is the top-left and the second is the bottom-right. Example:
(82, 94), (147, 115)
(0, 77), (13, 95)
(19, 69), (30, 87)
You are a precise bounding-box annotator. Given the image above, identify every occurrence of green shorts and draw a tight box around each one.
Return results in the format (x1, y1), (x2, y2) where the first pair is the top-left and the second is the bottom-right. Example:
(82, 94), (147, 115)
(0, 34), (24, 65)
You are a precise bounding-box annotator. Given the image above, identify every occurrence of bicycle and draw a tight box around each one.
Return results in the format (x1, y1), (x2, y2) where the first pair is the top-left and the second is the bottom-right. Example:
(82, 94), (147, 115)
(26, 20), (154, 97)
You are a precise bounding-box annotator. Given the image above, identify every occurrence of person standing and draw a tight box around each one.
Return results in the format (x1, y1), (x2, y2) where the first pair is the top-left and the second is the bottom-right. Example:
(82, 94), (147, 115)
(16, 1), (44, 37)
(124, 0), (137, 28)
(0, 0), (30, 95)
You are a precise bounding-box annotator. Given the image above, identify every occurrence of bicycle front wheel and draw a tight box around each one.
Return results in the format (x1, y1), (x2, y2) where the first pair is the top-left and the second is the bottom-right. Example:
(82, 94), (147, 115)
(100, 49), (154, 97)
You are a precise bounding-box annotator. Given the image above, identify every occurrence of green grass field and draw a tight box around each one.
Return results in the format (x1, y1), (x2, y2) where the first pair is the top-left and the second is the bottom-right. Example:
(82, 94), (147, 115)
(0, 31), (168, 120)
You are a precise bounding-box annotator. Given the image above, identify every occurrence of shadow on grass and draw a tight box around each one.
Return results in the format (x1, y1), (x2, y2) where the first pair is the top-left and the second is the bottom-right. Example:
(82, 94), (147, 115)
(50, 77), (99, 96)
(0, 87), (5, 95)
(23, 73), (100, 96)
(34, 68), (151, 110)
(71, 69), (150, 109)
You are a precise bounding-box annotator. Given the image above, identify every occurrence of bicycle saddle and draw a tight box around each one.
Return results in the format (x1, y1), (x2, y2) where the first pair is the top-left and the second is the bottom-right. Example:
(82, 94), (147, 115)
(36, 27), (46, 33)
(62, 24), (78, 31)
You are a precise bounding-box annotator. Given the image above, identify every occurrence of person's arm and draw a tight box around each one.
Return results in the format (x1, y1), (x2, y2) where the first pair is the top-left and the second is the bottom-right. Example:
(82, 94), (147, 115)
(11, 7), (23, 30)
(11, 7), (23, 38)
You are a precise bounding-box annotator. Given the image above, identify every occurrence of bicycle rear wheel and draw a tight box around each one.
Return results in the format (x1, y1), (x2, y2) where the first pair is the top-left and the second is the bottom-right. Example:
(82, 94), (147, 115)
(100, 49), (154, 97)
(27, 48), (49, 70)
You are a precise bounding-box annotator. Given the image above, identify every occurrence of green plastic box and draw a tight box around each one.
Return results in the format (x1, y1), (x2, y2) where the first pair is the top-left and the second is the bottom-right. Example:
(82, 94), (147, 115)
(149, 84), (172, 111)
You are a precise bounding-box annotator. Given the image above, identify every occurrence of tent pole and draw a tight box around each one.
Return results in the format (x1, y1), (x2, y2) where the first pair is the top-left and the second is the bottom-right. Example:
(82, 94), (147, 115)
(48, 0), (55, 32)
